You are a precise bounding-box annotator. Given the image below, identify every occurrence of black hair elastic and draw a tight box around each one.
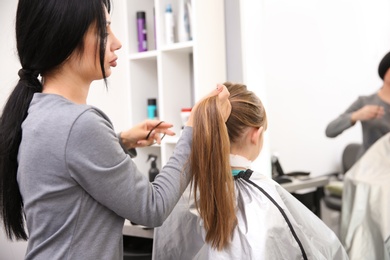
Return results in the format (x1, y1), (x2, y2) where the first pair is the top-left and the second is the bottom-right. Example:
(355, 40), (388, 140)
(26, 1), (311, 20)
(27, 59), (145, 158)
(18, 68), (42, 91)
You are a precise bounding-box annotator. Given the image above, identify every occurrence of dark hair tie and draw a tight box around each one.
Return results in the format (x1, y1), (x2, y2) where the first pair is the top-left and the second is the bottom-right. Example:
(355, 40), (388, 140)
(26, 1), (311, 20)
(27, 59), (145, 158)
(18, 68), (42, 91)
(18, 69), (39, 80)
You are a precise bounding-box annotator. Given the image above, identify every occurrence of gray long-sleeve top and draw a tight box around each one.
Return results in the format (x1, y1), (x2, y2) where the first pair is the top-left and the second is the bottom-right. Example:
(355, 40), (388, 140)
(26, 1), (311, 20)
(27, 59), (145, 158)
(325, 91), (390, 158)
(17, 93), (192, 260)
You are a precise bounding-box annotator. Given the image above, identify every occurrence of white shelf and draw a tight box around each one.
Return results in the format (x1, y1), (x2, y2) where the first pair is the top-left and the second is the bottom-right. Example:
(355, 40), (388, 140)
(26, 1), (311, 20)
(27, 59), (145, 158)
(129, 50), (158, 61)
(160, 41), (193, 53)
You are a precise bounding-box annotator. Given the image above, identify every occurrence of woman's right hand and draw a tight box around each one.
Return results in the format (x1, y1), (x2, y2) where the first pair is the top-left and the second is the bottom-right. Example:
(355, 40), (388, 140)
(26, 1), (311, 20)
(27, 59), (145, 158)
(186, 84), (231, 127)
(120, 120), (175, 148)
(351, 105), (385, 123)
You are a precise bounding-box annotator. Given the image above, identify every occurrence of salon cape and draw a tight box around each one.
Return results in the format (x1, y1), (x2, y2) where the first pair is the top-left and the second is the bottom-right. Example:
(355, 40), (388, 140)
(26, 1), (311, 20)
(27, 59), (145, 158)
(341, 133), (390, 260)
(153, 171), (348, 259)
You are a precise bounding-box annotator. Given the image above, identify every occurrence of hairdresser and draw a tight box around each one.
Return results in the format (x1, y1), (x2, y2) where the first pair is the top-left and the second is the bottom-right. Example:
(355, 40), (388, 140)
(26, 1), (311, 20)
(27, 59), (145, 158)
(326, 51), (390, 159)
(0, 0), (230, 259)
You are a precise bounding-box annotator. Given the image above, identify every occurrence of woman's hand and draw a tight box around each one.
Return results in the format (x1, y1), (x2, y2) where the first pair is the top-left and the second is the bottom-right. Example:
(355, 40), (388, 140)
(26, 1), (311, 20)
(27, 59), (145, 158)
(186, 84), (231, 126)
(351, 105), (384, 123)
(119, 120), (175, 148)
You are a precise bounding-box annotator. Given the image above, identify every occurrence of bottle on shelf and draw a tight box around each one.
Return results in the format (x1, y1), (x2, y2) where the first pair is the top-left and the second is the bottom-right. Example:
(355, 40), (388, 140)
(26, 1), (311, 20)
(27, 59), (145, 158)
(177, 0), (191, 42)
(185, 0), (193, 40)
(180, 107), (191, 125)
(136, 11), (148, 52)
(147, 98), (157, 119)
(165, 4), (175, 45)
(147, 154), (159, 182)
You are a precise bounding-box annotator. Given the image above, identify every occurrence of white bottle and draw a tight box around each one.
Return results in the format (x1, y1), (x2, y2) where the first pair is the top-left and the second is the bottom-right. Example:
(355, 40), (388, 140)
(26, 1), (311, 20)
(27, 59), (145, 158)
(177, 0), (190, 42)
(165, 4), (175, 45)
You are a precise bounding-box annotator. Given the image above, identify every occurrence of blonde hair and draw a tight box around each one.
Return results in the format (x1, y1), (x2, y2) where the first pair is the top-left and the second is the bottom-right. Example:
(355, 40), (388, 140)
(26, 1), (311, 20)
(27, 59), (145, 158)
(190, 82), (267, 250)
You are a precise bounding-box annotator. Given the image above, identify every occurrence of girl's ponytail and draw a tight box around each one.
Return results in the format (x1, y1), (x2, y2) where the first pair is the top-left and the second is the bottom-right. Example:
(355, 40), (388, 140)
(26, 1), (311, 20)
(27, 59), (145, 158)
(190, 96), (237, 250)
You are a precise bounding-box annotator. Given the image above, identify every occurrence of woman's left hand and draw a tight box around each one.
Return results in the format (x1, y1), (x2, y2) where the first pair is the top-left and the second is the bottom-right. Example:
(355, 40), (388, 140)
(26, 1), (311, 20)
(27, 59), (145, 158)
(119, 120), (175, 148)
(186, 84), (231, 126)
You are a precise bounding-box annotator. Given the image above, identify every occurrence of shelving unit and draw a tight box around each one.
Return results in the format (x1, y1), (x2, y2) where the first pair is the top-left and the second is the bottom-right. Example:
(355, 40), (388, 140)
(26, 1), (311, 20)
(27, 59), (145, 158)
(123, 0), (227, 176)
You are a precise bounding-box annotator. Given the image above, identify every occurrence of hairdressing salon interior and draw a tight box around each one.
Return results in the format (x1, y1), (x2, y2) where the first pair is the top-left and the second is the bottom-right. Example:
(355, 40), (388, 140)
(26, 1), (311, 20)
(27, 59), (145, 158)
(1, 0), (390, 259)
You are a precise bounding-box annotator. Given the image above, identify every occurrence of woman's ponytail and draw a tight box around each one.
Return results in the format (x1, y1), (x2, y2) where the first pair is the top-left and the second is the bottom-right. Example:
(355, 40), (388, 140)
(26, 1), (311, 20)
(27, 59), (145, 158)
(0, 70), (42, 240)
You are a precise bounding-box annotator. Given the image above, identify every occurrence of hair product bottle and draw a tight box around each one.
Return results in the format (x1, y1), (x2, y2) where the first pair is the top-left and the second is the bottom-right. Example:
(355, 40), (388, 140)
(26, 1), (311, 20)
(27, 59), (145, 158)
(136, 11), (148, 52)
(147, 154), (159, 182)
(165, 4), (175, 45)
(147, 98), (157, 119)
(177, 0), (190, 42)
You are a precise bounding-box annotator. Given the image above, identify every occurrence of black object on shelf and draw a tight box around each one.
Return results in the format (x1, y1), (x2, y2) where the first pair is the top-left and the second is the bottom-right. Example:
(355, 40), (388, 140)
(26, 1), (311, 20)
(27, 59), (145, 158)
(271, 155), (310, 184)
(147, 154), (159, 182)
(123, 235), (152, 260)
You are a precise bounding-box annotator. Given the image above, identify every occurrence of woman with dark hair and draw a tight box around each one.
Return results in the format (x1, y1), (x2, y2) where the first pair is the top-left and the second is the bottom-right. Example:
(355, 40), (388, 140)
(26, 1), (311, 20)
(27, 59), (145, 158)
(0, 0), (230, 259)
(153, 82), (348, 259)
(326, 51), (390, 160)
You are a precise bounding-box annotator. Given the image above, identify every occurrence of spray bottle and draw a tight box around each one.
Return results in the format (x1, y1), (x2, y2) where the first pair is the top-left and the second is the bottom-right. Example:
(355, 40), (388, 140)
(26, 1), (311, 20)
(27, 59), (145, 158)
(136, 11), (148, 52)
(147, 154), (159, 182)
(165, 4), (175, 45)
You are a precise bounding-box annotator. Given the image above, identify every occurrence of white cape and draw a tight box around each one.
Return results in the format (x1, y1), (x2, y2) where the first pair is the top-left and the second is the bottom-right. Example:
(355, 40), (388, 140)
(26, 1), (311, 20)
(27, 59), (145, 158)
(153, 172), (348, 259)
(341, 133), (390, 260)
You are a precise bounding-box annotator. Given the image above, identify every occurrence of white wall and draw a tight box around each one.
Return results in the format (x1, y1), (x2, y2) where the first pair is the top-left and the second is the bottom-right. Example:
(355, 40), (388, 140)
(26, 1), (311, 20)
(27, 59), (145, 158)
(261, 0), (390, 176)
(87, 0), (132, 132)
(239, 1), (271, 177)
(225, 0), (271, 177)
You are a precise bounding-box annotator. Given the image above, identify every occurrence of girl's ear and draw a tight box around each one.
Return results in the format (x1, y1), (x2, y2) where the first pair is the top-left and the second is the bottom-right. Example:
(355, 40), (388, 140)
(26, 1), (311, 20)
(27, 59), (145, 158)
(251, 126), (264, 145)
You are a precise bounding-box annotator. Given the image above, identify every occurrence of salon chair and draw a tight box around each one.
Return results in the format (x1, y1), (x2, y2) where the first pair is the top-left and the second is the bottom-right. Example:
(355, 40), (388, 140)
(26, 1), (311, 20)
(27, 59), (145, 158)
(323, 143), (362, 211)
